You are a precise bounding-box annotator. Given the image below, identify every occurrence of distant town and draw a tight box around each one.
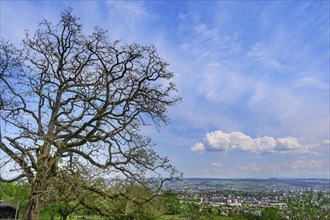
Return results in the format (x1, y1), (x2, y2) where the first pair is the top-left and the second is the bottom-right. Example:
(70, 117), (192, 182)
(164, 178), (330, 218)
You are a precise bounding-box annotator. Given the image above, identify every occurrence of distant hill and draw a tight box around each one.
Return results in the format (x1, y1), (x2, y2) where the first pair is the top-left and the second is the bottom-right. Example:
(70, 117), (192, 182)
(164, 178), (330, 191)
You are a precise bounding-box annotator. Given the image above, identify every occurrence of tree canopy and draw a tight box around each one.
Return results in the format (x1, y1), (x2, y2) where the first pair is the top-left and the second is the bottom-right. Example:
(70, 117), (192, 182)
(0, 8), (180, 219)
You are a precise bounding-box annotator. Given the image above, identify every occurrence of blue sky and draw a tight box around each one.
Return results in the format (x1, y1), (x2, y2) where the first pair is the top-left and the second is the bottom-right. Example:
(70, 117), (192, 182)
(1, 1), (329, 178)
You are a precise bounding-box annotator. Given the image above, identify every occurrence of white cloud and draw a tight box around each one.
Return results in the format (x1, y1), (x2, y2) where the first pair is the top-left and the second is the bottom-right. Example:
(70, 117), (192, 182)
(212, 162), (222, 171)
(197, 68), (254, 104)
(206, 131), (231, 151)
(206, 62), (222, 67)
(246, 42), (284, 69)
(177, 12), (221, 57)
(192, 130), (315, 154)
(238, 163), (261, 172)
(0, 1), (48, 44)
(294, 77), (329, 90)
(236, 160), (325, 177)
(248, 79), (329, 144)
(191, 142), (205, 152)
(107, 1), (147, 18)
(102, 1), (156, 44)
(321, 139), (330, 145)
(276, 136), (300, 151)
(290, 160), (324, 169)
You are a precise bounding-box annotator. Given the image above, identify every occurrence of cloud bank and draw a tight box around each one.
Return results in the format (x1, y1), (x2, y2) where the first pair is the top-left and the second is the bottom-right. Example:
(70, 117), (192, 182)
(191, 130), (313, 154)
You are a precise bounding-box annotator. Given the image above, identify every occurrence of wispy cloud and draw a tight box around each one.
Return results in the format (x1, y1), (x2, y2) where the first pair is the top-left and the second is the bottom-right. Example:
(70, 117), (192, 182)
(175, 1), (329, 145)
(1, 1), (328, 178)
(103, 1), (155, 44)
(212, 162), (222, 172)
(237, 160), (325, 175)
(106, 1), (148, 18)
(246, 42), (284, 70)
(294, 77), (329, 90)
(321, 139), (330, 145)
(0, 1), (41, 43)
(290, 160), (324, 169)
(238, 163), (262, 173)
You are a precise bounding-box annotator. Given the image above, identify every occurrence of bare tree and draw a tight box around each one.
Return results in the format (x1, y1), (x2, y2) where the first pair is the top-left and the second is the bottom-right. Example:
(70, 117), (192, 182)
(0, 8), (180, 219)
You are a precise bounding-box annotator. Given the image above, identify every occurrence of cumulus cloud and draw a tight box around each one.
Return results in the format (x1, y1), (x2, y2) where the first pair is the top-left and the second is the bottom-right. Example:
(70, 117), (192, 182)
(192, 130), (313, 154)
(191, 142), (205, 152)
(276, 136), (300, 151)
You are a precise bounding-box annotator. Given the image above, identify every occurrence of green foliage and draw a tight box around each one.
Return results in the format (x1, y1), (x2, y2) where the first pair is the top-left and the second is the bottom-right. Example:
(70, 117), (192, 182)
(180, 202), (225, 220)
(162, 191), (182, 215)
(242, 208), (283, 220)
(181, 202), (202, 220)
(108, 184), (163, 220)
(44, 185), (83, 220)
(0, 182), (30, 214)
(227, 211), (246, 220)
(8, 180), (329, 220)
(285, 189), (329, 220)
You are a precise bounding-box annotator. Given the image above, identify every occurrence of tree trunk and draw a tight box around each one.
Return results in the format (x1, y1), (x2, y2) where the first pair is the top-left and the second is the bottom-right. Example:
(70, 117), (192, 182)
(23, 169), (51, 220)
(23, 147), (58, 219)
(23, 193), (44, 220)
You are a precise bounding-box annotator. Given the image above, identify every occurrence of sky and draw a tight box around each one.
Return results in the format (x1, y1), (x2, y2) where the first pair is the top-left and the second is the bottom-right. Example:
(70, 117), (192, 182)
(1, 0), (329, 179)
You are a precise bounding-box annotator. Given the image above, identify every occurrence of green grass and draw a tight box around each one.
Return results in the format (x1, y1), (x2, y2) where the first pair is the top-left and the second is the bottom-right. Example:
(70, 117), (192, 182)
(39, 212), (60, 220)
